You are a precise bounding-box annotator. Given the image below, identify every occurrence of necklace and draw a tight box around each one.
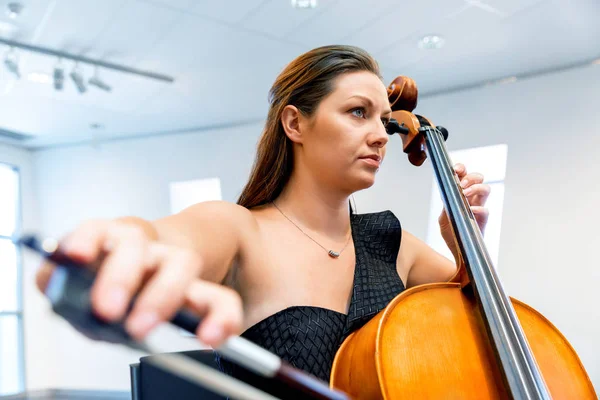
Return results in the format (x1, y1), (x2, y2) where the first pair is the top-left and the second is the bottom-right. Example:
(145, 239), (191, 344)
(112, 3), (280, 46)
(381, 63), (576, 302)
(272, 201), (352, 258)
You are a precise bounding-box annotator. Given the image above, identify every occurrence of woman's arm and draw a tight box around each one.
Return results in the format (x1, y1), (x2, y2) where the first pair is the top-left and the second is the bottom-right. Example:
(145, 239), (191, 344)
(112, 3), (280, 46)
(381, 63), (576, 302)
(396, 229), (457, 288)
(398, 164), (490, 288)
(117, 200), (258, 284)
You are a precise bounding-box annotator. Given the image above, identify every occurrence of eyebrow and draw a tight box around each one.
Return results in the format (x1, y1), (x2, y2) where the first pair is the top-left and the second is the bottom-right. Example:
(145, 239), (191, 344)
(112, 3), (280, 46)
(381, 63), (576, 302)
(348, 95), (393, 115)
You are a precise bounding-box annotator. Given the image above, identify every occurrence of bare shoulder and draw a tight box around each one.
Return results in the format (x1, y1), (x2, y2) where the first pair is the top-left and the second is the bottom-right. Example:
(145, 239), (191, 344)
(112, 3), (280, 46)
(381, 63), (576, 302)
(169, 200), (258, 228)
(397, 228), (457, 288)
(151, 201), (261, 283)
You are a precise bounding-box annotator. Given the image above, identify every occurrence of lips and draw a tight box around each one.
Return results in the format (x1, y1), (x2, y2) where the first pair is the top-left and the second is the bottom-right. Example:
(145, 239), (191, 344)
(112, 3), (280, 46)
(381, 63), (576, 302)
(359, 154), (381, 162)
(359, 154), (382, 168)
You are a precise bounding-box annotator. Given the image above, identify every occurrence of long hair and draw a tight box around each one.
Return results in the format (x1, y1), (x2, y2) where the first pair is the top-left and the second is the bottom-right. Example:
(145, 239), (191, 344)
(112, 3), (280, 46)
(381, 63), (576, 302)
(236, 45), (381, 209)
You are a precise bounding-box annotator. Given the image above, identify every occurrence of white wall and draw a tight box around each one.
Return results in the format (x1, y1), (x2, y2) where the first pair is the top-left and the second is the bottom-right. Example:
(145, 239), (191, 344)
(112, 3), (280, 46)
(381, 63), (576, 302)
(0, 143), (51, 390)
(24, 62), (600, 392)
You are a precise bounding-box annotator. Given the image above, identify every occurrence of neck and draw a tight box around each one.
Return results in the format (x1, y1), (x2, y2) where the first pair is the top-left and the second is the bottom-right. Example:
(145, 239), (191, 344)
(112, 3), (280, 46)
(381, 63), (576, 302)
(274, 168), (351, 241)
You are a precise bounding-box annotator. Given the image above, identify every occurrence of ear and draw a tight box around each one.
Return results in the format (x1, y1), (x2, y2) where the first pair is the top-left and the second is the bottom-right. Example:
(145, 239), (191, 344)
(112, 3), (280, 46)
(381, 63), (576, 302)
(281, 105), (303, 144)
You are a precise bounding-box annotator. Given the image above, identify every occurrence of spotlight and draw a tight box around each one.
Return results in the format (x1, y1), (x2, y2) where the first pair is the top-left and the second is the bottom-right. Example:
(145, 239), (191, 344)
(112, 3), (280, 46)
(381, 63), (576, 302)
(53, 60), (64, 90)
(418, 34), (445, 50)
(6, 2), (24, 19)
(88, 67), (111, 92)
(70, 63), (86, 93)
(291, 0), (317, 8)
(4, 48), (20, 78)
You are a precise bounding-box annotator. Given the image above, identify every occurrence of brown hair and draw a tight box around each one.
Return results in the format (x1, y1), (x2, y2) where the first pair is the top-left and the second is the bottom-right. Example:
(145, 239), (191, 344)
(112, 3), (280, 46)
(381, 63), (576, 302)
(237, 45), (381, 209)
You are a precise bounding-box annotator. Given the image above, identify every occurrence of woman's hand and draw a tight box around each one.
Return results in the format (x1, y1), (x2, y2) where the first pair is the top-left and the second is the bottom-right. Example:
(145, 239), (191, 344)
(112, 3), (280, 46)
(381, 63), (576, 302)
(438, 163), (491, 258)
(35, 218), (243, 348)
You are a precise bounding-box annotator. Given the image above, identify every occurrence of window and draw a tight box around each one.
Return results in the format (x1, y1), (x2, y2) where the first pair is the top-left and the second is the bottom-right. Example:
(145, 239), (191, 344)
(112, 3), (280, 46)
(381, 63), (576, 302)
(169, 177), (222, 337)
(169, 177), (222, 215)
(0, 163), (24, 396)
(426, 144), (507, 269)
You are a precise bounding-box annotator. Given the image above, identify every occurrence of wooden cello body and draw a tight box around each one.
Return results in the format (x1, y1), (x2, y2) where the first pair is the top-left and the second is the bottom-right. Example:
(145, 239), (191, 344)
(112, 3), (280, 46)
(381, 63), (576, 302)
(331, 283), (596, 399)
(330, 77), (597, 399)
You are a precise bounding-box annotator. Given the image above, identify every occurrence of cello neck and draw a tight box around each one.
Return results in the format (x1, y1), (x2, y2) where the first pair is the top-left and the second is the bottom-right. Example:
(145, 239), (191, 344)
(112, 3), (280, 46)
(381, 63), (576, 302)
(422, 125), (552, 400)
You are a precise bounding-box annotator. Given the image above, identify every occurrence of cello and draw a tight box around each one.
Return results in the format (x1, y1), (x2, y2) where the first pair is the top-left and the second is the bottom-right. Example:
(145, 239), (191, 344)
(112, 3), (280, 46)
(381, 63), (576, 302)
(330, 76), (597, 399)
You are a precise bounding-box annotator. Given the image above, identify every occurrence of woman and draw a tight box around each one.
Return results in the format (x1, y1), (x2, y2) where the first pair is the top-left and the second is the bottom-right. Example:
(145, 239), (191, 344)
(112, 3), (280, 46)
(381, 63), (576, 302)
(36, 45), (490, 389)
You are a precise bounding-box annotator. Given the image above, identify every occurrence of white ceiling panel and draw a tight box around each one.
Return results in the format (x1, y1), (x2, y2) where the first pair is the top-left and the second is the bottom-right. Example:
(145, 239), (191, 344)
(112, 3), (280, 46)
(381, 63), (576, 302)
(136, 0), (195, 12)
(240, 0), (339, 40)
(481, 0), (549, 18)
(32, 0), (128, 53)
(0, 0), (54, 41)
(0, 0), (598, 148)
(375, 5), (504, 74)
(284, 0), (398, 49)
(139, 12), (305, 76)
(92, 0), (185, 67)
(0, 92), (127, 136)
(382, 0), (600, 94)
(189, 0), (268, 24)
(342, 0), (466, 56)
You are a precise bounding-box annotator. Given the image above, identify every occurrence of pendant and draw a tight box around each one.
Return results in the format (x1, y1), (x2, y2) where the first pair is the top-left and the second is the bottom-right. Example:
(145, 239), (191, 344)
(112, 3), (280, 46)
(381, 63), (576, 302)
(328, 250), (340, 258)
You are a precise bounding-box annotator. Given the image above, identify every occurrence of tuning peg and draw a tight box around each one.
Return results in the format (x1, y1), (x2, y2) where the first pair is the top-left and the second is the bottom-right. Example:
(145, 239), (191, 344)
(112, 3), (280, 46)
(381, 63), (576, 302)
(386, 118), (410, 135)
(436, 126), (449, 141)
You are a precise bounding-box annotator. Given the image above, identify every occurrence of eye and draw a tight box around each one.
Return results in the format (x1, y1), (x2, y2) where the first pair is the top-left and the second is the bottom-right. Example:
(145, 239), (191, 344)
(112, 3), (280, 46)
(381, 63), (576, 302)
(351, 107), (366, 119)
(381, 117), (391, 127)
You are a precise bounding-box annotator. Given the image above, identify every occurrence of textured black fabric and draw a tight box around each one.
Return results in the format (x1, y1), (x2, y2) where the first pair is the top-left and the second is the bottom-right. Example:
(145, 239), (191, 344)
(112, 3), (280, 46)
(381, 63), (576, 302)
(216, 210), (405, 392)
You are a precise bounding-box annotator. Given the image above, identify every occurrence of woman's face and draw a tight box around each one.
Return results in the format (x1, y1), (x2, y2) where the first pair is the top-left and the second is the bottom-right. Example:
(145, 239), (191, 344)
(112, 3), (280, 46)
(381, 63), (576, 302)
(299, 71), (392, 193)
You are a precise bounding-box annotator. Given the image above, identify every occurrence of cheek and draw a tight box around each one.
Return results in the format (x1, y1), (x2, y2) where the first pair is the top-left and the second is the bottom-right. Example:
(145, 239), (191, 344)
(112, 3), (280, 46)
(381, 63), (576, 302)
(308, 112), (366, 167)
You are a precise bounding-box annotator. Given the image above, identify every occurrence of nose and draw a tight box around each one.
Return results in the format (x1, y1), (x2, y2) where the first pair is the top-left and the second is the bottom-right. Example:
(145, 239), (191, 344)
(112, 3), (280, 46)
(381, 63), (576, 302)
(368, 121), (389, 148)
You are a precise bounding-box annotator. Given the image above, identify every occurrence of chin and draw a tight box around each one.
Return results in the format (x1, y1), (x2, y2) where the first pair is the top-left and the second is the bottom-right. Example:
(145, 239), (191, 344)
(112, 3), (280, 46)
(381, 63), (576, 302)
(346, 172), (377, 192)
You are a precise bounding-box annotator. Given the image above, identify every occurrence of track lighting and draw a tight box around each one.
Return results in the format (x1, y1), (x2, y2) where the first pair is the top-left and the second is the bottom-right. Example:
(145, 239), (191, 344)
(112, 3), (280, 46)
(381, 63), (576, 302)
(0, 35), (164, 94)
(69, 63), (86, 93)
(4, 47), (20, 78)
(0, 36), (174, 84)
(53, 59), (64, 90)
(88, 67), (111, 92)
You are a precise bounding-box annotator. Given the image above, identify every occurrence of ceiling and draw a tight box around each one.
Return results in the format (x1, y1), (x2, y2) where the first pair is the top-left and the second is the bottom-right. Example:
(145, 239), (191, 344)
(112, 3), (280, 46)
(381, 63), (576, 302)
(0, 0), (598, 149)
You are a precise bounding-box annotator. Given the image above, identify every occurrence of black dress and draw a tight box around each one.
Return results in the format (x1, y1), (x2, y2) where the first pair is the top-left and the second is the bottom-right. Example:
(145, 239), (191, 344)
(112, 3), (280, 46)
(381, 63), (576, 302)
(216, 210), (406, 398)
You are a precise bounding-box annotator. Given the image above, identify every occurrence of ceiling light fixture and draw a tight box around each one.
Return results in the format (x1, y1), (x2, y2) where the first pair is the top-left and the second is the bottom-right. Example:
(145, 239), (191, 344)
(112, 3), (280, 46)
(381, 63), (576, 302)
(418, 35), (445, 50)
(291, 0), (317, 9)
(0, 36), (174, 83)
(6, 2), (24, 19)
(53, 59), (64, 90)
(4, 47), (20, 78)
(88, 67), (111, 92)
(70, 63), (86, 93)
(90, 123), (105, 130)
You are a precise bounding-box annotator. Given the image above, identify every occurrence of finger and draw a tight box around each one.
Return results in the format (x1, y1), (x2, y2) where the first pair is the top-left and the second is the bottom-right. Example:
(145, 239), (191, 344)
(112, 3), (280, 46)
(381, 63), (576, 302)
(36, 261), (55, 293)
(471, 206), (490, 224)
(463, 183), (492, 203)
(125, 245), (203, 340)
(461, 172), (484, 187)
(90, 224), (148, 322)
(60, 219), (112, 264)
(460, 172), (484, 188)
(454, 163), (467, 179)
(185, 281), (243, 348)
